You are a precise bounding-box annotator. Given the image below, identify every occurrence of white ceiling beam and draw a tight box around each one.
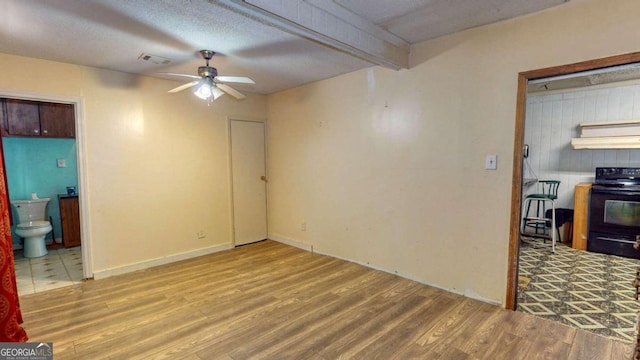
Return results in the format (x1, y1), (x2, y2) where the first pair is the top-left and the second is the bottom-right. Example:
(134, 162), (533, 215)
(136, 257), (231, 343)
(213, 0), (409, 70)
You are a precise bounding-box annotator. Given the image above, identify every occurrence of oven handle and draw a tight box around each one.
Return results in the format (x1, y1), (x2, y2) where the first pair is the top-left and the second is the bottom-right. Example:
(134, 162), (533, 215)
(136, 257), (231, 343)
(596, 236), (637, 244)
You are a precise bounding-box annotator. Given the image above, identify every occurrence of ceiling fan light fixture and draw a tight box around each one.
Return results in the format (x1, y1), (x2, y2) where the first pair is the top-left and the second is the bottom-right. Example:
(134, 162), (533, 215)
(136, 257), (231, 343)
(194, 78), (213, 100)
(193, 78), (225, 101)
(194, 84), (211, 100)
(165, 50), (250, 101)
(211, 84), (225, 100)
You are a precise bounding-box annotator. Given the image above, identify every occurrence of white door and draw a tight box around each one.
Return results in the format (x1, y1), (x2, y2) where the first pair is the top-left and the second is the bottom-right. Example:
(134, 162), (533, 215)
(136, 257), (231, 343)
(230, 120), (268, 246)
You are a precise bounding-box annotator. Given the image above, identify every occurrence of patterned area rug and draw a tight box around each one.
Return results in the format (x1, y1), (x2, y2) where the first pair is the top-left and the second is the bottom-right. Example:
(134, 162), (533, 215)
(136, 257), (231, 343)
(517, 239), (640, 343)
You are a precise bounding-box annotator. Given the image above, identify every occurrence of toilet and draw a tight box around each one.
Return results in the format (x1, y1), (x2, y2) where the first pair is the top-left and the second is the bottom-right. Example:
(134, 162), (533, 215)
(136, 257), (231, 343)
(12, 198), (52, 258)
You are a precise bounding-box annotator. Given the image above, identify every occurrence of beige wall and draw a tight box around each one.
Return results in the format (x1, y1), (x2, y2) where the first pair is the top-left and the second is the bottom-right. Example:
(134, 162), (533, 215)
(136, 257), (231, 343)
(0, 53), (266, 275)
(266, 0), (640, 304)
(1, 0), (637, 304)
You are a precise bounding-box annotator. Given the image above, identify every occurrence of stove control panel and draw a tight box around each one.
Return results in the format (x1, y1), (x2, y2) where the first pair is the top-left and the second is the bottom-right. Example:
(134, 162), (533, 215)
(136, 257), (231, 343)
(596, 167), (640, 179)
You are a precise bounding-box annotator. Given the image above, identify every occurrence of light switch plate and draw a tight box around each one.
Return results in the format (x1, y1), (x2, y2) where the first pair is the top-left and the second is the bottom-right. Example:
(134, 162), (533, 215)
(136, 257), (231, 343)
(485, 154), (497, 170)
(57, 159), (66, 168)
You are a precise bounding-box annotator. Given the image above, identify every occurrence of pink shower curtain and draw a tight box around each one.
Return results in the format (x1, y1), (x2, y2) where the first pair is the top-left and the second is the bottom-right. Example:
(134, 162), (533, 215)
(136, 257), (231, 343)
(0, 145), (27, 342)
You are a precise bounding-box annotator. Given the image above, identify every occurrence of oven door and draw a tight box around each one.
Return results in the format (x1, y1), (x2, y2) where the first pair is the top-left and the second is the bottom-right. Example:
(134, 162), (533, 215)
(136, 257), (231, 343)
(588, 188), (640, 258)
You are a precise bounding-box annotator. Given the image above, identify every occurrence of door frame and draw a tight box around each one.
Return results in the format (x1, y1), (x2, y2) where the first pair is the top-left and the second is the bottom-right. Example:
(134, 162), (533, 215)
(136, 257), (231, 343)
(227, 117), (268, 246)
(0, 90), (93, 279)
(506, 51), (640, 309)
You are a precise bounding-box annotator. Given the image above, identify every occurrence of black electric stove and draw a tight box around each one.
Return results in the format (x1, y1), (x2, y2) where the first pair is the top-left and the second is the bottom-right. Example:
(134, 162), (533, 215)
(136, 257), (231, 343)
(588, 167), (640, 259)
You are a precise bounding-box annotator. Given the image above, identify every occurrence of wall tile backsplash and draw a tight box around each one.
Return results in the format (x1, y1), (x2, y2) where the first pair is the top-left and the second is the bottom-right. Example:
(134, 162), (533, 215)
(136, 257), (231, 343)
(525, 83), (640, 208)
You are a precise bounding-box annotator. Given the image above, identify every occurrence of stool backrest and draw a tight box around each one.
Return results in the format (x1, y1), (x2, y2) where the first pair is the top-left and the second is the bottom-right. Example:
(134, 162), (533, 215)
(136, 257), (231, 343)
(537, 180), (560, 199)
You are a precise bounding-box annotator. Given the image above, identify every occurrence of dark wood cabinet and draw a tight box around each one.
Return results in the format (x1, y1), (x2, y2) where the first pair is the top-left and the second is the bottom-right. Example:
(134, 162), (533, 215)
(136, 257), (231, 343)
(3, 99), (40, 136)
(59, 196), (81, 248)
(1, 98), (75, 138)
(39, 102), (76, 138)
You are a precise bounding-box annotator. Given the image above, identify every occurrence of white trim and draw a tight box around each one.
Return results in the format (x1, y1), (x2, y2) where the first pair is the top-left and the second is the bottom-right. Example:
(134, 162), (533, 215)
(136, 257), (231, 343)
(93, 243), (233, 280)
(0, 89), (93, 279)
(226, 118), (236, 246)
(74, 99), (92, 279)
(268, 233), (313, 252)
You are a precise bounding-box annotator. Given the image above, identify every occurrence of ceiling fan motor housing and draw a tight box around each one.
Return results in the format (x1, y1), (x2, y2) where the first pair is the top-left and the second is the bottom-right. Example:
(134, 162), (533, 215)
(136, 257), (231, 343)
(198, 66), (218, 78)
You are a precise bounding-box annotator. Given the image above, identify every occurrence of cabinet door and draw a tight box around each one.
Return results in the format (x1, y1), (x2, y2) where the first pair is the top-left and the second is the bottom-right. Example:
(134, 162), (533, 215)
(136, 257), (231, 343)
(39, 102), (75, 138)
(60, 197), (81, 248)
(3, 99), (41, 136)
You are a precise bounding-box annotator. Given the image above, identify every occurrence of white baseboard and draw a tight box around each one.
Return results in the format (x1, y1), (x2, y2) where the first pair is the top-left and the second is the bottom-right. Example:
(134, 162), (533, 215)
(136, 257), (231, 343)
(311, 248), (501, 307)
(268, 233), (313, 252)
(93, 243), (233, 280)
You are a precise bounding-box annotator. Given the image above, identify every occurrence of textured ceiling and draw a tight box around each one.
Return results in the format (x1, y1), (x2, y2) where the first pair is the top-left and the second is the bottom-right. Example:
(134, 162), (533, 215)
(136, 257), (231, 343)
(0, 0), (569, 95)
(337, 0), (568, 43)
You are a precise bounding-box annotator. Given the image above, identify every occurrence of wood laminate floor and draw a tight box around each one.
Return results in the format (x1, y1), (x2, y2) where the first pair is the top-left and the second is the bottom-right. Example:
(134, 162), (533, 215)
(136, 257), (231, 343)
(20, 240), (633, 359)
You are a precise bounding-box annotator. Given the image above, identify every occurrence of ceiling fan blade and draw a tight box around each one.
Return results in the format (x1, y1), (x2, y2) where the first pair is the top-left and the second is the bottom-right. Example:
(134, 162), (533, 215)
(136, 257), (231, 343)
(217, 83), (246, 100)
(158, 72), (200, 80)
(168, 80), (200, 93)
(216, 76), (255, 84)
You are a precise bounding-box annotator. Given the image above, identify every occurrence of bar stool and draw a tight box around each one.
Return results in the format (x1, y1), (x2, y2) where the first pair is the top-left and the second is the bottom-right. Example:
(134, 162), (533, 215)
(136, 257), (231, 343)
(520, 180), (561, 252)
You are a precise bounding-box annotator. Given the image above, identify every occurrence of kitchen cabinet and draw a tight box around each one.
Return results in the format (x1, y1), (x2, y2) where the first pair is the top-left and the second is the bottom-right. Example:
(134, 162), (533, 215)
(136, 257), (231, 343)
(572, 183), (592, 250)
(1, 98), (75, 138)
(59, 195), (81, 248)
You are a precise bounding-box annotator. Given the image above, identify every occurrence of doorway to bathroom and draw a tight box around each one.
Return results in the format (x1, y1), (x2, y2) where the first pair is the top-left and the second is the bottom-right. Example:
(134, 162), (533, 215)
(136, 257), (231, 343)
(0, 96), (85, 295)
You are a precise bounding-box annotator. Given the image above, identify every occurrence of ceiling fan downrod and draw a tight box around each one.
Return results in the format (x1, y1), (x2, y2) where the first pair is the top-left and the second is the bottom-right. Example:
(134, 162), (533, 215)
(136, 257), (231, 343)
(197, 50), (218, 78)
(200, 50), (215, 66)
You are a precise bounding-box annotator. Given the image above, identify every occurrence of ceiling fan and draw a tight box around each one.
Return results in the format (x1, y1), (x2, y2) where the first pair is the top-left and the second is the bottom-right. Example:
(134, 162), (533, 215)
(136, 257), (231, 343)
(162, 50), (255, 101)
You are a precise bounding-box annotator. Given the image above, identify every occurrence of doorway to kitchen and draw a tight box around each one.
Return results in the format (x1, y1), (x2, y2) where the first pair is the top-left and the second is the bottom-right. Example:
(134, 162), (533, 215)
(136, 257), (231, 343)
(507, 52), (640, 343)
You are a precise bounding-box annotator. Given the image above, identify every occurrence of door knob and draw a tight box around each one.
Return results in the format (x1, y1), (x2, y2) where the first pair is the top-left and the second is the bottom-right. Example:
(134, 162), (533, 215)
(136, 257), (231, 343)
(260, 176), (268, 182)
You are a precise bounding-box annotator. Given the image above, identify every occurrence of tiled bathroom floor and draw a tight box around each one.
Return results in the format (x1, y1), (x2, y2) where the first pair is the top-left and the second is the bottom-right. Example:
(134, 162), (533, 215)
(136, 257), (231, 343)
(14, 246), (84, 296)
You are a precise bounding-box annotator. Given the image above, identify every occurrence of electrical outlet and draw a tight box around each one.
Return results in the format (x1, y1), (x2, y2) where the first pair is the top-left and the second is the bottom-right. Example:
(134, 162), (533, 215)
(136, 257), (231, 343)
(301, 222), (307, 231)
(197, 230), (206, 239)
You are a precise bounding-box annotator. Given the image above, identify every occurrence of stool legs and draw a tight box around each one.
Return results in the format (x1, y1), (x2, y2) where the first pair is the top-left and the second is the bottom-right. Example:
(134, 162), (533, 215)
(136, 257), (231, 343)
(521, 197), (556, 253)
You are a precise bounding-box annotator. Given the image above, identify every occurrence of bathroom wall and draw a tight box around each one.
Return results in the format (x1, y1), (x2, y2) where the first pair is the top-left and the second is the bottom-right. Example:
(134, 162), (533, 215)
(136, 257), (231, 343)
(2, 137), (78, 246)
